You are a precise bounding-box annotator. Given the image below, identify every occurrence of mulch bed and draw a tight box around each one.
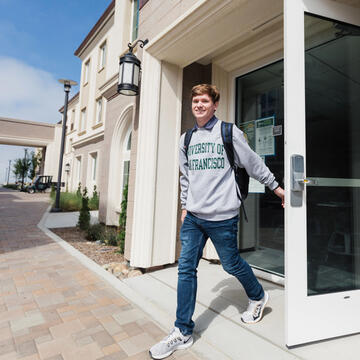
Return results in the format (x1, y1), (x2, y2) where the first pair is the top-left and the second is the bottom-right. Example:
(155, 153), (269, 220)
(50, 227), (125, 266)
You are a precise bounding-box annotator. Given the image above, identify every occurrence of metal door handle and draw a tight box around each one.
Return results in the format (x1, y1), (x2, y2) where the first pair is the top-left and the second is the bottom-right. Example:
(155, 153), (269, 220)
(296, 178), (317, 185)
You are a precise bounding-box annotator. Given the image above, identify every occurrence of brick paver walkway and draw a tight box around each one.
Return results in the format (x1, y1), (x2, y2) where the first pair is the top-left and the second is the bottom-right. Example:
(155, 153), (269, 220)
(0, 188), (198, 360)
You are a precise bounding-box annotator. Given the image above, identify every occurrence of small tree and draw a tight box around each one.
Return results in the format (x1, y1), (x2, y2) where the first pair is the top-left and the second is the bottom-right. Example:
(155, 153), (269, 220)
(12, 157), (31, 189)
(77, 187), (90, 230)
(117, 184), (128, 253)
(29, 151), (41, 180)
(76, 182), (82, 197)
(13, 159), (23, 181)
(89, 184), (99, 210)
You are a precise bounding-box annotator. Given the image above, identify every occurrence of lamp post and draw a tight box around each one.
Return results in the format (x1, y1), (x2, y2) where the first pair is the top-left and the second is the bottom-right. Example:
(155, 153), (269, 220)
(21, 148), (28, 190)
(117, 39), (148, 96)
(53, 79), (77, 212)
(7, 160), (11, 184)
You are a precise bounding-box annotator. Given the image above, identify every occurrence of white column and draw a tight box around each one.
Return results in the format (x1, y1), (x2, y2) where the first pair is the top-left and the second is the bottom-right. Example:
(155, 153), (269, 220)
(130, 52), (183, 268)
(130, 50), (162, 268)
(152, 61), (183, 265)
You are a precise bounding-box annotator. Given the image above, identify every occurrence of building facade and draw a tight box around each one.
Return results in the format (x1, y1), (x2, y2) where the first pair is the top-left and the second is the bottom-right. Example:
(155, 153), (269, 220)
(56, 0), (360, 347)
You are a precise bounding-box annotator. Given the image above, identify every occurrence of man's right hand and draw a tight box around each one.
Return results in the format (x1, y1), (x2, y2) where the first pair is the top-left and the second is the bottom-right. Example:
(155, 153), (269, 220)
(181, 209), (187, 223)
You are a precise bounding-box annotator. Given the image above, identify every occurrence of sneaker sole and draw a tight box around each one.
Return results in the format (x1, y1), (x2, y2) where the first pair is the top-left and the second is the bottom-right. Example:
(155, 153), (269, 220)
(149, 337), (194, 359)
(241, 291), (269, 324)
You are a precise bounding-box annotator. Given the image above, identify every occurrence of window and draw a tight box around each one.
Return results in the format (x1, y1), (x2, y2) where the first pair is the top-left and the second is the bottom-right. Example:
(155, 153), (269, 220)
(70, 109), (75, 131)
(76, 157), (82, 185)
(91, 153), (98, 182)
(67, 138), (73, 154)
(99, 42), (106, 69)
(131, 0), (139, 42)
(84, 59), (90, 84)
(80, 108), (86, 132)
(127, 132), (132, 151)
(122, 131), (132, 196)
(235, 60), (284, 276)
(96, 98), (102, 124)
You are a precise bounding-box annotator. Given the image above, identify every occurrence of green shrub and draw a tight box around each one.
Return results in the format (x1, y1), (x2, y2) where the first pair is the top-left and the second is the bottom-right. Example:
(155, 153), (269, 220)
(117, 184), (128, 254)
(49, 191), (82, 211)
(77, 187), (90, 230)
(60, 192), (82, 211)
(89, 184), (99, 210)
(87, 223), (105, 242)
(50, 184), (56, 199)
(3, 184), (18, 190)
(76, 182), (82, 198)
(104, 227), (118, 246)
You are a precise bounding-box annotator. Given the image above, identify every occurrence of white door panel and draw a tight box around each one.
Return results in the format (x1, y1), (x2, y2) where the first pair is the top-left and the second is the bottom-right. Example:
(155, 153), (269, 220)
(285, 0), (360, 346)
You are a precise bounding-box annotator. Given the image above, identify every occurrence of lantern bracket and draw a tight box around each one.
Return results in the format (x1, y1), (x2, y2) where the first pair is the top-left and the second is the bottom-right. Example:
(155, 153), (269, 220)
(127, 39), (149, 53)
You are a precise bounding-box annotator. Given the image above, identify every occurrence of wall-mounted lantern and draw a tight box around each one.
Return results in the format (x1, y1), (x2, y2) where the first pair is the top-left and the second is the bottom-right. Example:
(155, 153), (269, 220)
(117, 39), (148, 96)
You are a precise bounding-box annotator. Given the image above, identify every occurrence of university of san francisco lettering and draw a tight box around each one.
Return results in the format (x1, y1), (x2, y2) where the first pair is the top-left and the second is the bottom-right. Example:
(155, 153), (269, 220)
(188, 157), (224, 170)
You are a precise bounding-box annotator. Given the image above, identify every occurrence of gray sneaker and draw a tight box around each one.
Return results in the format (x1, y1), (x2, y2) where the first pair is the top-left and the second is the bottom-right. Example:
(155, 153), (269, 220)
(149, 327), (193, 359)
(241, 291), (269, 324)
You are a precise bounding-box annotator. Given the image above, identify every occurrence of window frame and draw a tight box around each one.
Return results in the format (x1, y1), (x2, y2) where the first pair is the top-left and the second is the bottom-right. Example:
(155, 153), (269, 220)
(83, 59), (90, 85)
(80, 107), (87, 133)
(99, 41), (107, 70)
(95, 98), (103, 125)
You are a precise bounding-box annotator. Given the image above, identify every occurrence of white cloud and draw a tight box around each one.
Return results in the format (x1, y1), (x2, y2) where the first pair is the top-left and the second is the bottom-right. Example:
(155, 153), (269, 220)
(0, 56), (64, 123)
(0, 57), (69, 183)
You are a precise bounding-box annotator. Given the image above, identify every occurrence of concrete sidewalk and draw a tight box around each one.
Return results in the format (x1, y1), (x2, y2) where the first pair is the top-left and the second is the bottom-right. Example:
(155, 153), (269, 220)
(0, 188), (198, 360)
(1, 187), (360, 360)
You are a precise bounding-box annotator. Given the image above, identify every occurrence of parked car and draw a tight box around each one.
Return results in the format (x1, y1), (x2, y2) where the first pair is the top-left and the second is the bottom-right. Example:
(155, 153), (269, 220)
(27, 175), (53, 193)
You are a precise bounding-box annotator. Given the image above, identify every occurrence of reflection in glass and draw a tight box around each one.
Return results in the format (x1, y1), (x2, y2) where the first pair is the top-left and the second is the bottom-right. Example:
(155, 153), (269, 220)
(235, 61), (284, 276)
(305, 14), (360, 295)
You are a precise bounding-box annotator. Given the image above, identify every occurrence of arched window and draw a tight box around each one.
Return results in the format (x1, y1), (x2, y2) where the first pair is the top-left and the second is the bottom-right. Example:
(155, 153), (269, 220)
(121, 129), (132, 201)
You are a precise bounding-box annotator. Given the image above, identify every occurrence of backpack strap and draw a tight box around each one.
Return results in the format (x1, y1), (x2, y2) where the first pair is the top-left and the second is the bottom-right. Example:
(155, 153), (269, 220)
(221, 121), (248, 222)
(184, 128), (196, 161)
(221, 122), (235, 168)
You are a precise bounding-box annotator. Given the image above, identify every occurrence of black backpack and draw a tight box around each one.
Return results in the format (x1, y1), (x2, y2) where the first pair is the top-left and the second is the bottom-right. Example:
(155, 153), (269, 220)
(184, 121), (249, 221)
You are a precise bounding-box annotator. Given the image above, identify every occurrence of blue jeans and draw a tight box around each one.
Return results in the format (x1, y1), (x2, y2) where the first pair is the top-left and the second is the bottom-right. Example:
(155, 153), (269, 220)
(175, 212), (264, 335)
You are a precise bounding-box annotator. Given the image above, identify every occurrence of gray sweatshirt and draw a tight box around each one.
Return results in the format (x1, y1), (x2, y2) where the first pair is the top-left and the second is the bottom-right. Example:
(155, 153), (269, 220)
(179, 118), (278, 221)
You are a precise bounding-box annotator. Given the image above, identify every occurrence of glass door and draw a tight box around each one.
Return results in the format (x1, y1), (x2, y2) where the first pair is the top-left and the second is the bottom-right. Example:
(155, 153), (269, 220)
(235, 62), (285, 277)
(285, 0), (360, 346)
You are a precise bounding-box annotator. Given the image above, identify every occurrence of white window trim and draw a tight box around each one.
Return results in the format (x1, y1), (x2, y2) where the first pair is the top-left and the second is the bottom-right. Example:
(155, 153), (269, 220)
(80, 108), (87, 132)
(99, 41), (107, 70)
(83, 59), (90, 85)
(95, 98), (103, 125)
(75, 155), (82, 188)
(119, 128), (132, 204)
(87, 150), (100, 194)
(71, 109), (76, 131)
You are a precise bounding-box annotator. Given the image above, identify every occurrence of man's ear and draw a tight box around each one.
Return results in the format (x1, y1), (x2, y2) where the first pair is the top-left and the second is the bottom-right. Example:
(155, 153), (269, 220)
(214, 102), (219, 112)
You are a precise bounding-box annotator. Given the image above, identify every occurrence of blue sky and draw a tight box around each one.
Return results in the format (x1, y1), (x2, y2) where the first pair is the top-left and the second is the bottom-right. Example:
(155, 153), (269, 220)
(0, 0), (111, 182)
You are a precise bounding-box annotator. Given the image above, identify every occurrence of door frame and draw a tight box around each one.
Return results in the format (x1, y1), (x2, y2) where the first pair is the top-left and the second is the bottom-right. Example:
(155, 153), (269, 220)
(284, 0), (360, 347)
(229, 54), (285, 284)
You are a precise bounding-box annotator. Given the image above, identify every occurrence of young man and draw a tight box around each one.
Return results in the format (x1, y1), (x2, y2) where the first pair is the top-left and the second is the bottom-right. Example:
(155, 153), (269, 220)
(150, 84), (285, 359)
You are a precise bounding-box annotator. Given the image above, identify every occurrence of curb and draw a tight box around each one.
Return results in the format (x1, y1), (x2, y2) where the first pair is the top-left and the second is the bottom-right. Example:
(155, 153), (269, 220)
(37, 206), (174, 328)
(37, 207), (225, 359)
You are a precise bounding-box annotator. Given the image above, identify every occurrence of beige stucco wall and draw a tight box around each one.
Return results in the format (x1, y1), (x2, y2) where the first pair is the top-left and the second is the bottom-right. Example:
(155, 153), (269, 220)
(0, 117), (55, 147)
(139, 0), (198, 42)
(43, 124), (62, 179)
(71, 136), (104, 192)
(124, 96), (139, 260)
(98, 85), (136, 227)
(62, 0), (135, 222)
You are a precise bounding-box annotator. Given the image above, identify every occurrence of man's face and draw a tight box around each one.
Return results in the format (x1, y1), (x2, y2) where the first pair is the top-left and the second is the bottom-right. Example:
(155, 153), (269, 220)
(191, 93), (218, 125)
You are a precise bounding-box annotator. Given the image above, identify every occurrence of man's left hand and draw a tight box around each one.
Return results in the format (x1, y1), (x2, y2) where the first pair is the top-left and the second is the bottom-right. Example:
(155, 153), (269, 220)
(274, 187), (285, 208)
